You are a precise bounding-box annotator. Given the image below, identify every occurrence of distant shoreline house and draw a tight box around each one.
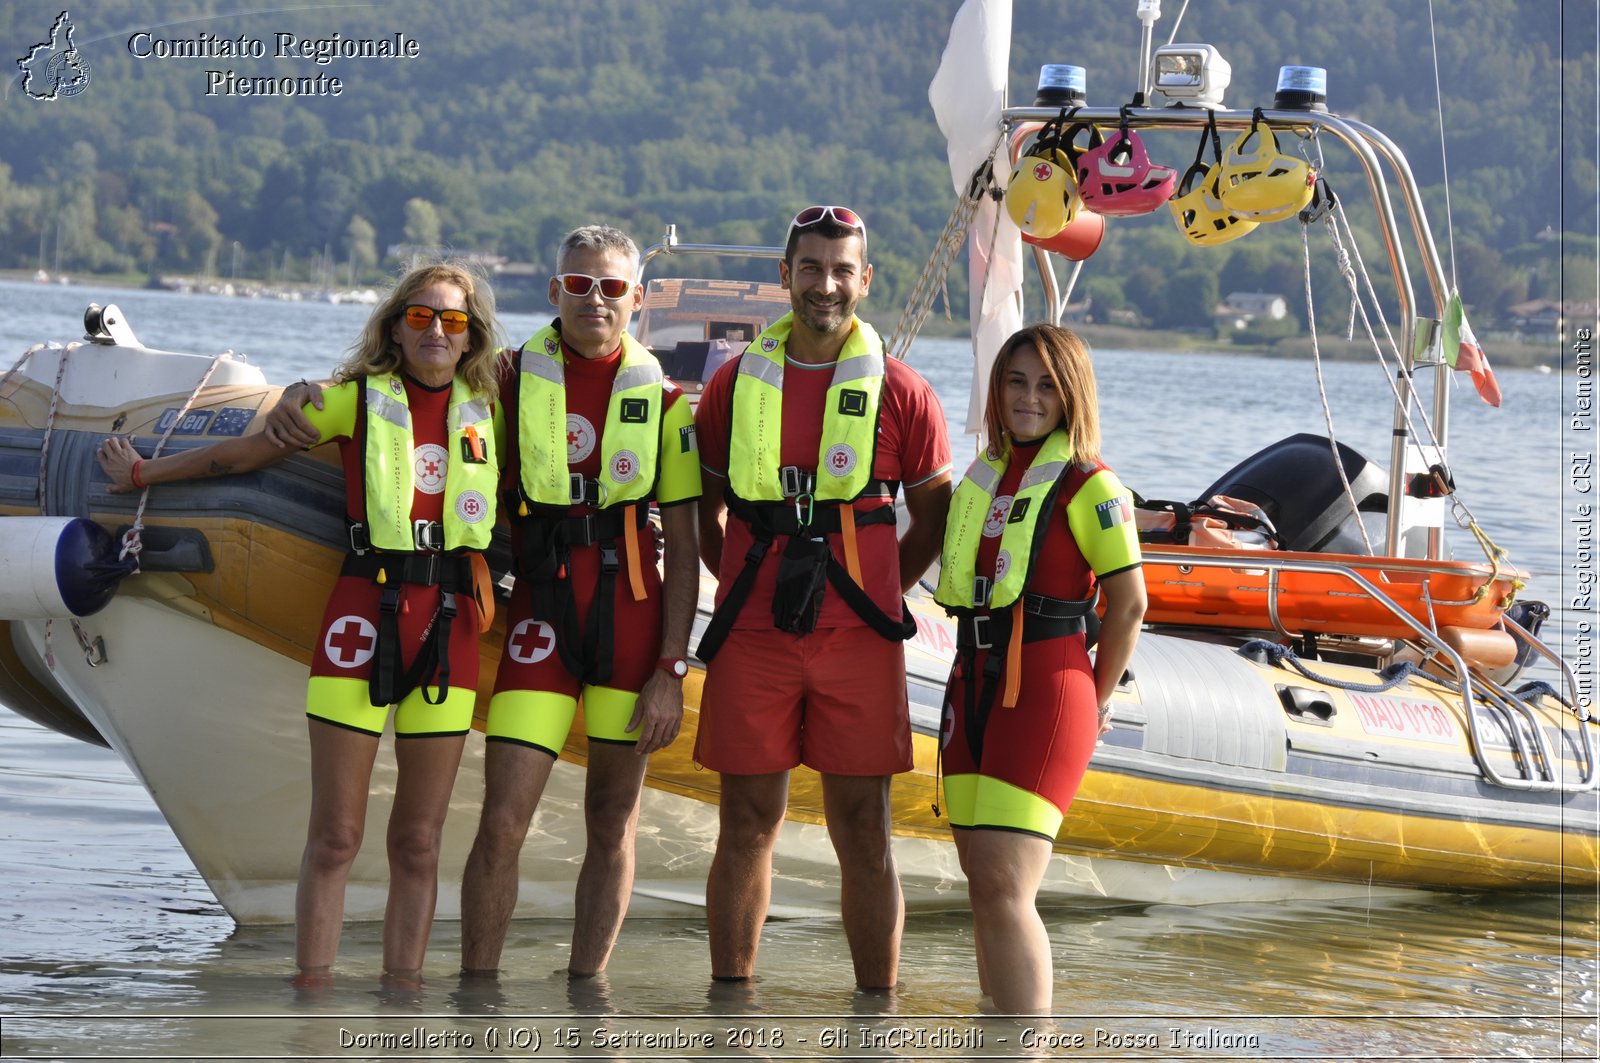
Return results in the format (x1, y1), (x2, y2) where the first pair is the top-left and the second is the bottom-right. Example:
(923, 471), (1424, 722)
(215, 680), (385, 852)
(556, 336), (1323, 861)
(1503, 299), (1598, 343)
(1216, 291), (1289, 330)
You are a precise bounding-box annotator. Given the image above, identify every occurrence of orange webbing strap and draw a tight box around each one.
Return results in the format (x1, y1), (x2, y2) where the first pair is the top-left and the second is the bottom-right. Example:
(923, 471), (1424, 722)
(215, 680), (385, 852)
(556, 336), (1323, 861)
(623, 505), (647, 601)
(1002, 599), (1025, 708)
(839, 504), (864, 587)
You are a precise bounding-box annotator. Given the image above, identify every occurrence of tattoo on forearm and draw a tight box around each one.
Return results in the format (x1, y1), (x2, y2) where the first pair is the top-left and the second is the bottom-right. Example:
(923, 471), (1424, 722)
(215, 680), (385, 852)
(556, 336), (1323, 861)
(207, 460), (234, 476)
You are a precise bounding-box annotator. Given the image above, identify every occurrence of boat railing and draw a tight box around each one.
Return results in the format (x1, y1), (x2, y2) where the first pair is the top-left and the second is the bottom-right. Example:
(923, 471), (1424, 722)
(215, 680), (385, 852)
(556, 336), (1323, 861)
(1146, 548), (1597, 793)
(638, 224), (785, 278)
(1001, 104), (1450, 563)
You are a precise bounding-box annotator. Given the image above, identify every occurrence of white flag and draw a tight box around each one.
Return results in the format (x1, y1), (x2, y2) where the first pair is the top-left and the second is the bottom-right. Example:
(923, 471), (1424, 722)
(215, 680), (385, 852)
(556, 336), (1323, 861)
(928, 0), (1023, 435)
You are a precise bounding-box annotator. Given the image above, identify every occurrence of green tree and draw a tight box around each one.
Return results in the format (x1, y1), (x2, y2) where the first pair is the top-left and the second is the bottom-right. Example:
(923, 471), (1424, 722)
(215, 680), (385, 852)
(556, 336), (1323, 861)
(403, 198), (443, 250)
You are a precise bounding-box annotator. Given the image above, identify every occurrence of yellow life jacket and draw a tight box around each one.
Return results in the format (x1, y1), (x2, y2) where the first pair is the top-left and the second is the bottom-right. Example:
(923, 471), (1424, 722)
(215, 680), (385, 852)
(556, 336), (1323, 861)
(935, 428), (1077, 611)
(727, 312), (884, 504)
(360, 371), (497, 552)
(516, 324), (663, 511)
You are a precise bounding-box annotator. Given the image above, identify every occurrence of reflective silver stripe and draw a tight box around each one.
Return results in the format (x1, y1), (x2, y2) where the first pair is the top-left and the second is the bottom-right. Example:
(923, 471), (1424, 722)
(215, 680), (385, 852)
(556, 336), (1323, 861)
(829, 352), (884, 386)
(1020, 460), (1069, 492)
(613, 363), (662, 392)
(520, 352), (565, 386)
(964, 459), (1002, 497)
(366, 388), (411, 429)
(451, 397), (493, 429)
(738, 354), (786, 390)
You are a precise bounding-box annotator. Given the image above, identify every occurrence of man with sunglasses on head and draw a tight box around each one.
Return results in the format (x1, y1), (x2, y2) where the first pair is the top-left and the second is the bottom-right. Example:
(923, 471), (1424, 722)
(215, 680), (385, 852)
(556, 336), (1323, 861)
(693, 205), (953, 990)
(262, 226), (700, 982)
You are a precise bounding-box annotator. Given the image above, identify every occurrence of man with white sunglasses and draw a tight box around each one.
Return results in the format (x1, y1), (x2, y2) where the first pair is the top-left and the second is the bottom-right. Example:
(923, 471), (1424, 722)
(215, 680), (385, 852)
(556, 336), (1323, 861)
(694, 205), (953, 990)
(458, 224), (700, 979)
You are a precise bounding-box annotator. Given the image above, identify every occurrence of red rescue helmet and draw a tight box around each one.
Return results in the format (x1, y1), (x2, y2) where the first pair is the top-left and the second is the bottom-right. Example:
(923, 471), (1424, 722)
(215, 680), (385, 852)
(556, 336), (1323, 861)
(1073, 119), (1178, 216)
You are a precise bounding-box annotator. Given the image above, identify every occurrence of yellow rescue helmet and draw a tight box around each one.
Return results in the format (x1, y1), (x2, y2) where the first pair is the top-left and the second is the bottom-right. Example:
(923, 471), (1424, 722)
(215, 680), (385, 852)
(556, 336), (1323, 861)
(1168, 110), (1257, 246)
(1216, 112), (1316, 222)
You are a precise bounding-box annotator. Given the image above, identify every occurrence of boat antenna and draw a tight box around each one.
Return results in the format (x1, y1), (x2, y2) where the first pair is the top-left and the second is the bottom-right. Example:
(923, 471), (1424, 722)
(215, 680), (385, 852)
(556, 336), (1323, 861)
(1135, 0), (1161, 100)
(1426, 0), (1458, 289)
(1164, 0), (1191, 45)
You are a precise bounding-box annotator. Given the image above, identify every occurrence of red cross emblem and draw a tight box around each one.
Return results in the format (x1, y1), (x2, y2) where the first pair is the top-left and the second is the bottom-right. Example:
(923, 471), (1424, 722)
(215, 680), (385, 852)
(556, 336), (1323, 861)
(989, 503), (1007, 524)
(832, 451), (848, 469)
(324, 616), (376, 667)
(616, 456), (632, 476)
(461, 496), (480, 517)
(1034, 162), (1053, 181)
(568, 428), (580, 447)
(508, 620), (556, 664)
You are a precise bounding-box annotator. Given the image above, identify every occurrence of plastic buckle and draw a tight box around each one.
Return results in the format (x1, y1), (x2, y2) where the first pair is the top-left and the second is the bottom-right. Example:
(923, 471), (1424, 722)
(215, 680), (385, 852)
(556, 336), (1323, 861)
(348, 522), (371, 555)
(599, 542), (620, 573)
(569, 472), (588, 505)
(573, 513), (599, 546)
(780, 465), (810, 499)
(970, 614), (992, 650)
(439, 590), (458, 620)
(413, 519), (444, 552)
(972, 576), (992, 608)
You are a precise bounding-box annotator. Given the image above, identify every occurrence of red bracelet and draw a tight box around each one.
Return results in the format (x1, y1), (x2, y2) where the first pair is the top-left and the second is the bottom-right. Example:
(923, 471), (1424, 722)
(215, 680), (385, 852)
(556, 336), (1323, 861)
(130, 460), (145, 489)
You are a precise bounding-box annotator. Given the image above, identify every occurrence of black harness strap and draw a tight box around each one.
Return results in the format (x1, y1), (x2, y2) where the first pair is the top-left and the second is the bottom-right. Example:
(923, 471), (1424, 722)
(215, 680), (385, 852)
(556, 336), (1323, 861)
(696, 499), (903, 662)
(513, 501), (650, 686)
(949, 592), (1097, 764)
(342, 551), (473, 708)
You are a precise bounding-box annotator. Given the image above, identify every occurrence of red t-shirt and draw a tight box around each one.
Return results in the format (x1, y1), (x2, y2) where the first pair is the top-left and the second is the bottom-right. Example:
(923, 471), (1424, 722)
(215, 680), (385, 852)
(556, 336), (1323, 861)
(697, 349), (952, 629)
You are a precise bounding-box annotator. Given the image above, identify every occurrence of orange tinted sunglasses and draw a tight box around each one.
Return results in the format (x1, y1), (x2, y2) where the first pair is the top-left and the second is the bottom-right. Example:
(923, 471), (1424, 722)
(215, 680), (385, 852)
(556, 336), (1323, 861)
(402, 305), (471, 335)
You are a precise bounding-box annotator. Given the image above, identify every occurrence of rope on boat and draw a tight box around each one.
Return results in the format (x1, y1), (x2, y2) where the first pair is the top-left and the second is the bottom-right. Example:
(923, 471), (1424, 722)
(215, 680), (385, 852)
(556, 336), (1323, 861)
(1298, 215), (1377, 556)
(886, 146), (1002, 363)
(1239, 638), (1423, 693)
(1512, 679), (1573, 711)
(0, 341), (47, 395)
(118, 353), (231, 569)
(1297, 140), (1517, 600)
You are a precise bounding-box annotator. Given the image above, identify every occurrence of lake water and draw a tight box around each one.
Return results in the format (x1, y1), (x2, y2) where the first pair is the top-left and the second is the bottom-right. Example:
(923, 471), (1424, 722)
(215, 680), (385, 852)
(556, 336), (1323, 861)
(0, 278), (1594, 1060)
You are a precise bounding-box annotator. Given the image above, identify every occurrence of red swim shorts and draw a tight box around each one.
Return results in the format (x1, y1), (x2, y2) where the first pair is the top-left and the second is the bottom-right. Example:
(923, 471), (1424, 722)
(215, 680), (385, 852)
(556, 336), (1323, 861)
(696, 625), (911, 776)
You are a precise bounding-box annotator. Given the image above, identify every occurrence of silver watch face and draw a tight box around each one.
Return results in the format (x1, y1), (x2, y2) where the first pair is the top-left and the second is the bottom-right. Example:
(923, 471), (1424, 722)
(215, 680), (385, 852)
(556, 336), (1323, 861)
(672, 659), (688, 677)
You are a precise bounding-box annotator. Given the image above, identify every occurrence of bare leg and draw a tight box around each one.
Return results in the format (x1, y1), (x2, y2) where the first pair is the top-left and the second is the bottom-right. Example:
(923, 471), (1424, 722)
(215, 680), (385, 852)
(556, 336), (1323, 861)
(379, 732), (467, 979)
(821, 773), (902, 990)
(568, 742), (649, 976)
(706, 771), (789, 979)
(964, 829), (1054, 1014)
(295, 719), (380, 975)
(459, 741), (556, 972)
(950, 826), (990, 1000)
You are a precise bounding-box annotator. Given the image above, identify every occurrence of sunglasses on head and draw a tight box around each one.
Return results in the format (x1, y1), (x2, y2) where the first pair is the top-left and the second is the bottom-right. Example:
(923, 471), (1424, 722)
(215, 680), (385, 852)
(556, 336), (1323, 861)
(786, 204), (867, 242)
(402, 304), (471, 335)
(555, 273), (634, 300)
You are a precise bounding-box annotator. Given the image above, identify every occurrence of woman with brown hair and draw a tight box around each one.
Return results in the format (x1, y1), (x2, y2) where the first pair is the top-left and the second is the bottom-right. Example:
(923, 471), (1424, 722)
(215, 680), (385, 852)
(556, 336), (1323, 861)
(933, 323), (1146, 1013)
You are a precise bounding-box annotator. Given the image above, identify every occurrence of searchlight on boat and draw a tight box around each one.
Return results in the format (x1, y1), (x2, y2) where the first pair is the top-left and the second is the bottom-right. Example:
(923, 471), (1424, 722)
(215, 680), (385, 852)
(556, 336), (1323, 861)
(1151, 44), (1231, 108)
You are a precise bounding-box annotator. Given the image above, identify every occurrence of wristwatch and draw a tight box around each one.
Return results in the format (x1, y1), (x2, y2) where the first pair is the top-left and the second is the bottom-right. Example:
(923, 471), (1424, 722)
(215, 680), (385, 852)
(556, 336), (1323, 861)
(656, 657), (688, 679)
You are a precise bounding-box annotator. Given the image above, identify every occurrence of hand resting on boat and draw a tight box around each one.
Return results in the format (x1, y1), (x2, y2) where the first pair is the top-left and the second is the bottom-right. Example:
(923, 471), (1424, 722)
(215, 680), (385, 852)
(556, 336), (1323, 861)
(96, 430), (300, 493)
(262, 379), (330, 449)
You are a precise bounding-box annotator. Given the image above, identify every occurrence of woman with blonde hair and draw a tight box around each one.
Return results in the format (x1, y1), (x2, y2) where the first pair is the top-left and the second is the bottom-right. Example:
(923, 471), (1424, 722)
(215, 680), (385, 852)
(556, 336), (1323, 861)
(933, 323), (1146, 1013)
(99, 262), (504, 987)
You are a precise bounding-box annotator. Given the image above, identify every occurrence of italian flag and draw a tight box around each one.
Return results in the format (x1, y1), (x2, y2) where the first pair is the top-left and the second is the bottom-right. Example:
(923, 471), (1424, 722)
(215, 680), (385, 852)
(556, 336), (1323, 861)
(1097, 495), (1133, 530)
(1441, 290), (1502, 408)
